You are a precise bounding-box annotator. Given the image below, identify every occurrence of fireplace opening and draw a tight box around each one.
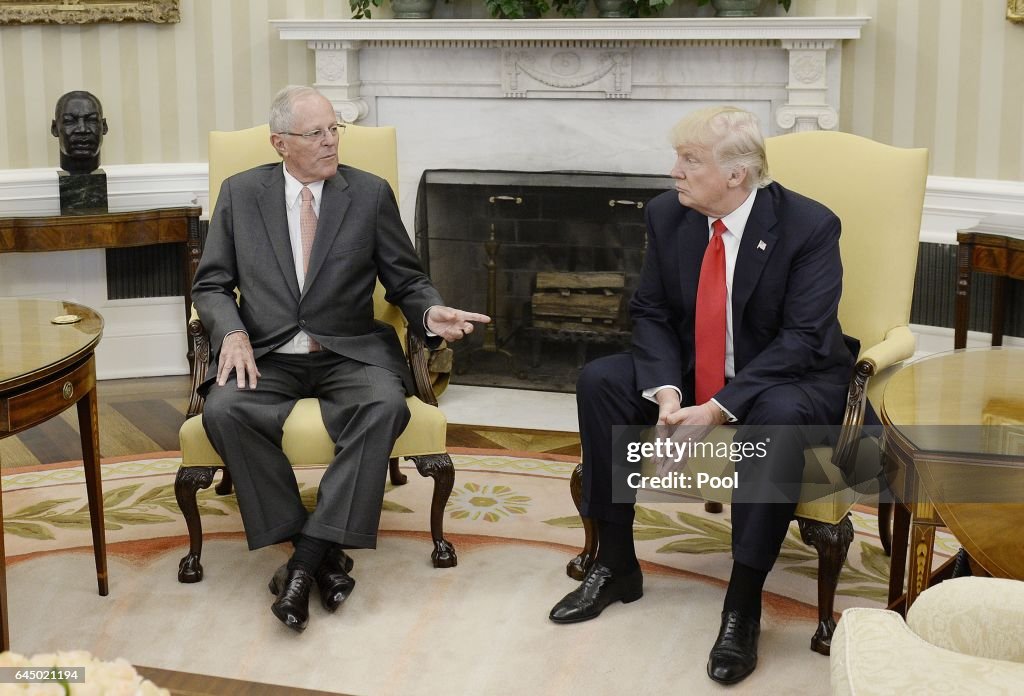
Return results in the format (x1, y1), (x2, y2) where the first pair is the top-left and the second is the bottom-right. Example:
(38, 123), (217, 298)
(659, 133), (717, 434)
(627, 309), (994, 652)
(416, 170), (672, 393)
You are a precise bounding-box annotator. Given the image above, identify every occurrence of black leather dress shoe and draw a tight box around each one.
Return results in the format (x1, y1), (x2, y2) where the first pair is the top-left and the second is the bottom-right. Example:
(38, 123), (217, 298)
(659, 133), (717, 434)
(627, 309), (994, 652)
(707, 609), (761, 685)
(315, 547), (356, 612)
(269, 567), (314, 633)
(548, 563), (643, 624)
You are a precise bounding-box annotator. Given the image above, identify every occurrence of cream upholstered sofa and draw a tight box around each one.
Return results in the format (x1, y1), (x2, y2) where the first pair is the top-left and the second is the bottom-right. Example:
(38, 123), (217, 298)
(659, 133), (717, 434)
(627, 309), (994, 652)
(831, 577), (1024, 695)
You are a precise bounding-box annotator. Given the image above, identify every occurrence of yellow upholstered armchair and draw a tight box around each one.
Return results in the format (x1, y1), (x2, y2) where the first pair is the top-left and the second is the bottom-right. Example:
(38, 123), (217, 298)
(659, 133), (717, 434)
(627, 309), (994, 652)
(567, 131), (928, 655)
(176, 124), (456, 583)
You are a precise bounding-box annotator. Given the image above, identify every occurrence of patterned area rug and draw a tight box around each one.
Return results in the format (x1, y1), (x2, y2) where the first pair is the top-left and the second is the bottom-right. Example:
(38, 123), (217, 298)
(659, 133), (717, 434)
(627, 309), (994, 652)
(3, 452), (956, 695)
(3, 452), (955, 609)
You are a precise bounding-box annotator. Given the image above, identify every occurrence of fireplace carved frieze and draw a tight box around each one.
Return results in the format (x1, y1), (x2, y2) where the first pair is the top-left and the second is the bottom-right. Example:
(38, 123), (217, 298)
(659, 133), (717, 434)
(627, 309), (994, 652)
(502, 49), (631, 98)
(273, 18), (869, 134)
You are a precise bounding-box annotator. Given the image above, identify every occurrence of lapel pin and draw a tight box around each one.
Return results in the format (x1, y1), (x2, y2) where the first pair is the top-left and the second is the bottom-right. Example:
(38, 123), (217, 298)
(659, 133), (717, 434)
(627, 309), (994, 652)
(757, 240), (767, 251)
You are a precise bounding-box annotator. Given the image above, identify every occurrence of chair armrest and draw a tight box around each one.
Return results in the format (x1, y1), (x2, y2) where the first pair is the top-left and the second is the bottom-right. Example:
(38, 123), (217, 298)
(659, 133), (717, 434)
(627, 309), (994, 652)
(407, 334), (450, 406)
(858, 325), (916, 374)
(186, 313), (210, 419)
(907, 577), (1024, 662)
(831, 606), (1024, 696)
(830, 326), (916, 484)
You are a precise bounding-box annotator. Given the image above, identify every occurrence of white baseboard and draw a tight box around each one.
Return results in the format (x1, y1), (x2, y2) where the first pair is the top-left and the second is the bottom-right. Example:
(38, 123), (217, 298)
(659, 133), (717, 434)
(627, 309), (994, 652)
(910, 323), (1024, 361)
(3, 164), (1023, 378)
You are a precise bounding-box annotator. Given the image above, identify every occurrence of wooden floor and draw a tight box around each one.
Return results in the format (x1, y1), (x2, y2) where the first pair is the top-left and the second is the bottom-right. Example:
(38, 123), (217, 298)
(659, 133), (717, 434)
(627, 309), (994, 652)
(0, 376), (581, 470)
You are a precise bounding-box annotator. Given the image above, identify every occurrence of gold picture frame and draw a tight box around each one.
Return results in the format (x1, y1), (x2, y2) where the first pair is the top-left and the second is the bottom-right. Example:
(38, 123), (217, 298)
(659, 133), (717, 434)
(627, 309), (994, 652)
(0, 0), (179, 24)
(1010, 0), (1024, 24)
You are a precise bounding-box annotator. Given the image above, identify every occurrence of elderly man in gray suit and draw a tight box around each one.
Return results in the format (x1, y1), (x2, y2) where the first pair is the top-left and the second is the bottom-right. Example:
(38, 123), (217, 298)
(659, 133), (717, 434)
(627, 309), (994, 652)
(192, 85), (488, 633)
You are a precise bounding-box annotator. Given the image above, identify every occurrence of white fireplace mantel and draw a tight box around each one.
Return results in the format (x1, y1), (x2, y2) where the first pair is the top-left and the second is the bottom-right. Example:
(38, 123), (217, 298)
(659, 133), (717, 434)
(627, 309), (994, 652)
(272, 16), (870, 228)
(272, 17), (869, 131)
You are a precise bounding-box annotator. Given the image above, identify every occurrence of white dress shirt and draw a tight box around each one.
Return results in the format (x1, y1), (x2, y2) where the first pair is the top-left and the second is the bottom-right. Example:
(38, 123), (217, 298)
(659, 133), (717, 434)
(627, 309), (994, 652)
(273, 164), (326, 354)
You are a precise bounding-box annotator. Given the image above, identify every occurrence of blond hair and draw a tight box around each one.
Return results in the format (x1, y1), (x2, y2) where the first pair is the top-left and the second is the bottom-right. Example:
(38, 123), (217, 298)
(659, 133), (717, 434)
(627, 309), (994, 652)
(669, 106), (772, 190)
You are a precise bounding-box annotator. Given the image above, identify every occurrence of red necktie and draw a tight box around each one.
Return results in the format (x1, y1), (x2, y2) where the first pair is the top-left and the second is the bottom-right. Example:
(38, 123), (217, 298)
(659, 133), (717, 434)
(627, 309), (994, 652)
(694, 218), (727, 404)
(299, 186), (321, 352)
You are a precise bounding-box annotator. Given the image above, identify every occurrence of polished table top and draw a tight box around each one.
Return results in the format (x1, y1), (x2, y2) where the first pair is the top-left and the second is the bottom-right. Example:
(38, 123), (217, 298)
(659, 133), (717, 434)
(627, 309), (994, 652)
(882, 347), (1024, 458)
(0, 298), (103, 390)
(881, 347), (1024, 579)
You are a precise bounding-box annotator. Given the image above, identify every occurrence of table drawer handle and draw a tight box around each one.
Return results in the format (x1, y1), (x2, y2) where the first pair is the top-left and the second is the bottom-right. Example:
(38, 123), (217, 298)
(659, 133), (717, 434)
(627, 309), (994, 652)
(62, 382), (75, 400)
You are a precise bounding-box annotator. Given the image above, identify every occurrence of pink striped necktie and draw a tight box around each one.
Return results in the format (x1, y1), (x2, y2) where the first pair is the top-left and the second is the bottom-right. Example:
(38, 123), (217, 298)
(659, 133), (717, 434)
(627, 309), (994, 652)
(299, 186), (321, 352)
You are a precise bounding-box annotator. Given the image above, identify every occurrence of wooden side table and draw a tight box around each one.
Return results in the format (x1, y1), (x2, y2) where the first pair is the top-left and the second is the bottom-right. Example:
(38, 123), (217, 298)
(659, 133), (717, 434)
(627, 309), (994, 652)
(0, 207), (203, 369)
(881, 348), (1024, 613)
(0, 299), (106, 652)
(954, 216), (1024, 349)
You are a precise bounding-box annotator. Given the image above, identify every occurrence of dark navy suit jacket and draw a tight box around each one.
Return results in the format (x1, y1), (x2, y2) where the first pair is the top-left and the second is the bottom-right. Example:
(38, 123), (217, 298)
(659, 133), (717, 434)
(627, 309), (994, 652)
(630, 182), (856, 422)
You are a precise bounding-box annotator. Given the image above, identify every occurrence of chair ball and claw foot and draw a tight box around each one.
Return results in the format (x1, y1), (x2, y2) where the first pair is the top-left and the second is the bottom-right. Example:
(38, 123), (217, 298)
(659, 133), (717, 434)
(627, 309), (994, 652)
(549, 563), (643, 624)
(565, 462), (598, 581)
(798, 514), (855, 655)
(707, 609), (761, 685)
(175, 465), (221, 583)
(410, 453), (458, 568)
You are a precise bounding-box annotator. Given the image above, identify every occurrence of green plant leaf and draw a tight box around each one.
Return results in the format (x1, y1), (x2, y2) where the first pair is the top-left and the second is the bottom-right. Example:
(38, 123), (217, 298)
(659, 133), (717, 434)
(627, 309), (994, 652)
(43, 514), (90, 528)
(658, 537), (730, 555)
(782, 565), (827, 581)
(103, 484), (144, 508)
(634, 506), (682, 530)
(7, 498), (77, 518)
(632, 526), (688, 541)
(543, 515), (584, 528)
(136, 485), (175, 504)
(858, 540), (891, 579)
(105, 511), (174, 525)
(673, 511), (732, 539)
(3, 521), (55, 540)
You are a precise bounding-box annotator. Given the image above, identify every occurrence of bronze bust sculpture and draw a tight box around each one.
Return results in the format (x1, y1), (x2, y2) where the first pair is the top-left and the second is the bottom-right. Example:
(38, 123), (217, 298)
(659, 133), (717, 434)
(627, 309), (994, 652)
(51, 91), (109, 214)
(52, 90), (108, 175)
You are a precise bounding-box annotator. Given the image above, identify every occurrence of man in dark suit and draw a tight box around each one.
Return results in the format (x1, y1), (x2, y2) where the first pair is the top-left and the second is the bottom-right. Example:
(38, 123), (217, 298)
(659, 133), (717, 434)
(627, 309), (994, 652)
(548, 106), (855, 685)
(192, 85), (488, 633)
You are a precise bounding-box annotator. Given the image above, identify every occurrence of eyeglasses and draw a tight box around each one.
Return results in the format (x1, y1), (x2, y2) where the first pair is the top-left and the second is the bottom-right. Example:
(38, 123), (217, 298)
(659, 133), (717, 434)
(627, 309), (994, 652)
(276, 122), (345, 140)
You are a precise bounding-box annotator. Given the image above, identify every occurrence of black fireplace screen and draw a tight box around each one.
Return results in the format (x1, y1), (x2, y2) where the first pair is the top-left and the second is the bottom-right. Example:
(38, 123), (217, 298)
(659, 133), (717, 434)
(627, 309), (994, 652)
(415, 169), (672, 392)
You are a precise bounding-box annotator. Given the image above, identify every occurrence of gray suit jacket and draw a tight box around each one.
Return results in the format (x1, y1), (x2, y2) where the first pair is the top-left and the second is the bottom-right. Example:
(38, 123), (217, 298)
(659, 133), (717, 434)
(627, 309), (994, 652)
(192, 162), (443, 395)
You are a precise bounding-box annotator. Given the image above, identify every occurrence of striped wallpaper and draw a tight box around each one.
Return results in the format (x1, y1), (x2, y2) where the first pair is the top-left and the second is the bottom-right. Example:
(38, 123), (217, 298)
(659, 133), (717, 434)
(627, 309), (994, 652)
(1, 0), (1022, 182)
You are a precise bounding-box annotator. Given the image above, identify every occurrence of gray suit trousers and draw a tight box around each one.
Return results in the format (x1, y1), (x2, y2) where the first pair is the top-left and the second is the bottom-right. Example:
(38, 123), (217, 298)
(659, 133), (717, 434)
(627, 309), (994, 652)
(201, 351), (410, 550)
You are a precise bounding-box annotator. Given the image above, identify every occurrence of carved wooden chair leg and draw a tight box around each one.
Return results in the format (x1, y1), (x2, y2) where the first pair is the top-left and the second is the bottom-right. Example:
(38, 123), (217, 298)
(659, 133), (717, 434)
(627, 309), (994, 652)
(410, 453), (457, 568)
(877, 500), (893, 556)
(175, 466), (220, 583)
(567, 463), (598, 580)
(388, 457), (408, 486)
(214, 467), (233, 495)
(704, 501), (724, 514)
(797, 514), (854, 656)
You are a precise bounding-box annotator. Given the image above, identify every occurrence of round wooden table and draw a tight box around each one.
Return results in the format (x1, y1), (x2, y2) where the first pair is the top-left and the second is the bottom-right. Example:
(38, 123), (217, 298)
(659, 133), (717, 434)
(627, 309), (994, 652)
(881, 347), (1024, 610)
(0, 298), (107, 651)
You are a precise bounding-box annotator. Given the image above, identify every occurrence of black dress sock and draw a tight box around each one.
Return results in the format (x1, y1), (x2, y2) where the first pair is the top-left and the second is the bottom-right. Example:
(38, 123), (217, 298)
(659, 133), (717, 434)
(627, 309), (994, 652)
(595, 518), (639, 575)
(723, 561), (768, 621)
(288, 534), (331, 574)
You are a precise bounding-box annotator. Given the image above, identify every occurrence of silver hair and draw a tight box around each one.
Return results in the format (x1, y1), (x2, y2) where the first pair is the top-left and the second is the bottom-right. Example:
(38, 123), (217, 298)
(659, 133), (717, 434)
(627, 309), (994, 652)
(269, 85), (322, 134)
(669, 106), (772, 190)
